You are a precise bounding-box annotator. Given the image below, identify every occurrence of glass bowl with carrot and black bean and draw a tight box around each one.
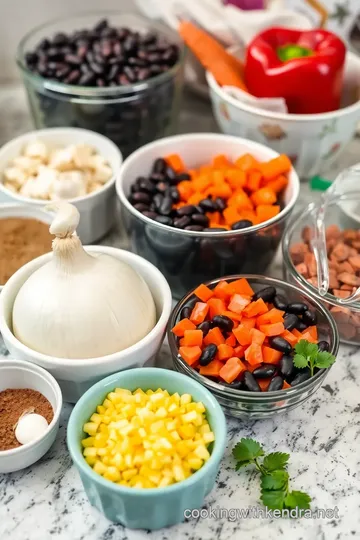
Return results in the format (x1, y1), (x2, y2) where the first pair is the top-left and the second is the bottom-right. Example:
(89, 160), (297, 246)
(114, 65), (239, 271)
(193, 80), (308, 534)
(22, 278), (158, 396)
(167, 275), (339, 419)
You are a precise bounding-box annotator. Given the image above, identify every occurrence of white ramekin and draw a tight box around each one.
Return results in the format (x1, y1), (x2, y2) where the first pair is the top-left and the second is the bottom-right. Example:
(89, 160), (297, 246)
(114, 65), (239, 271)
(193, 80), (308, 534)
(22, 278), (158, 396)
(0, 359), (62, 473)
(0, 128), (122, 243)
(0, 247), (172, 403)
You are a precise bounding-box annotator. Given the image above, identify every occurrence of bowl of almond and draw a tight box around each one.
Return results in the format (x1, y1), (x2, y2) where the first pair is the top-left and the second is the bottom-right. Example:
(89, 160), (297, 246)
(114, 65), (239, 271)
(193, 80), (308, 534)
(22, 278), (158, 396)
(0, 128), (123, 243)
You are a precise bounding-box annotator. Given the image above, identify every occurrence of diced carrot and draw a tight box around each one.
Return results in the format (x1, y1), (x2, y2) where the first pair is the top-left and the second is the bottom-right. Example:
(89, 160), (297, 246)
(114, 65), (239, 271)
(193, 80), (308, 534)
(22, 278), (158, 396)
(228, 294), (251, 314)
(256, 205), (281, 222)
(199, 359), (223, 377)
(192, 175), (212, 192)
(245, 343), (263, 365)
(190, 302), (209, 325)
(223, 206), (242, 226)
(307, 326), (318, 341)
(179, 338), (185, 346)
(247, 170), (262, 192)
(282, 381), (291, 390)
(221, 310), (243, 322)
(265, 175), (288, 193)
(243, 298), (268, 318)
(262, 346), (283, 364)
(226, 334), (237, 347)
(203, 327), (225, 347)
(212, 154), (230, 168)
(241, 317), (256, 330)
(245, 362), (262, 373)
(172, 318), (196, 337)
(260, 154), (292, 181)
(233, 325), (252, 346)
(229, 190), (254, 211)
(183, 329), (203, 347)
(211, 183), (232, 199)
(226, 169), (247, 189)
(165, 153), (185, 173)
(280, 330), (298, 347)
(258, 378), (271, 391)
(208, 297), (227, 318)
(235, 154), (260, 172)
(187, 192), (205, 205)
(250, 328), (266, 345)
(219, 357), (246, 383)
(251, 187), (277, 207)
(218, 344), (235, 361)
(179, 346), (202, 366)
(226, 278), (255, 297)
(213, 280), (231, 300)
(257, 308), (285, 326)
(259, 322), (285, 336)
(234, 345), (245, 358)
(292, 328), (302, 339)
(194, 283), (214, 302)
(177, 181), (193, 201)
(300, 331), (317, 344)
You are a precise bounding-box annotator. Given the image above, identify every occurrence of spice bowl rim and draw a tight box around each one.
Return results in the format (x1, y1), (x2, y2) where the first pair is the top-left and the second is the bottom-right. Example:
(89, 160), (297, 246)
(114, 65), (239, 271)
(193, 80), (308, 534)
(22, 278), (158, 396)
(167, 274), (340, 401)
(0, 358), (62, 458)
(0, 127), (123, 206)
(16, 10), (185, 99)
(67, 366), (227, 495)
(116, 132), (300, 238)
(0, 246), (172, 368)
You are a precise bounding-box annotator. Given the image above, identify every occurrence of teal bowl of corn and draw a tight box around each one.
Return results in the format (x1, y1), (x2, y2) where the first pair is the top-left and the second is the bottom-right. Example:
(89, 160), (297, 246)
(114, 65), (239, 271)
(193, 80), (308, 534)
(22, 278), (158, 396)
(67, 367), (227, 530)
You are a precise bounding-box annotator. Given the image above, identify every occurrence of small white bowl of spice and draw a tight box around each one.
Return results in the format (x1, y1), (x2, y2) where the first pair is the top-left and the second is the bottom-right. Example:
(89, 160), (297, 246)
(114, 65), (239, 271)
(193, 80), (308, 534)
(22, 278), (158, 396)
(0, 128), (122, 244)
(0, 359), (62, 473)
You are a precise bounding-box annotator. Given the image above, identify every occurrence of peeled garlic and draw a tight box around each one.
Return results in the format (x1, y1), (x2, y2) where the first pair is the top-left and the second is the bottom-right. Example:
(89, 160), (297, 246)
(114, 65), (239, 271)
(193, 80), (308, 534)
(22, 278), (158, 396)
(12, 203), (156, 359)
(15, 413), (48, 445)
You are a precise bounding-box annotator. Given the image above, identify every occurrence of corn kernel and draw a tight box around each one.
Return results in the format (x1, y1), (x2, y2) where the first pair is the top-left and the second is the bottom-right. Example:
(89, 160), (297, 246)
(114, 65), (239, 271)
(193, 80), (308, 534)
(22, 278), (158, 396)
(203, 432), (215, 444)
(122, 468), (138, 480)
(83, 447), (97, 457)
(104, 467), (121, 482)
(180, 394), (192, 406)
(83, 422), (98, 436)
(93, 461), (107, 475)
(85, 456), (97, 466)
(82, 437), (94, 448)
(194, 445), (210, 461)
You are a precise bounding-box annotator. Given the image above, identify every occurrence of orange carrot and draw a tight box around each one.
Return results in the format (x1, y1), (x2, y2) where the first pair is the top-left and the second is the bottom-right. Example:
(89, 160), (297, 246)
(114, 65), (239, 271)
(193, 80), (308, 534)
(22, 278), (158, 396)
(247, 170), (263, 192)
(257, 308), (285, 326)
(219, 357), (246, 383)
(233, 325), (252, 346)
(203, 327), (225, 347)
(241, 317), (256, 330)
(221, 310), (243, 322)
(251, 187), (277, 207)
(245, 343), (263, 365)
(183, 329), (203, 347)
(226, 334), (237, 347)
(213, 280), (231, 300)
(256, 205), (280, 222)
(235, 154), (259, 171)
(234, 345), (245, 358)
(259, 322), (285, 337)
(199, 359), (223, 377)
(165, 154), (185, 173)
(258, 378), (271, 391)
(250, 328), (266, 345)
(280, 330), (298, 347)
(265, 175), (288, 193)
(260, 155), (292, 181)
(218, 344), (235, 361)
(194, 283), (214, 302)
(262, 346), (283, 364)
(228, 294), (251, 314)
(172, 318), (196, 337)
(243, 298), (268, 318)
(226, 278), (255, 297)
(190, 302), (209, 325)
(179, 346), (202, 366)
(282, 381), (291, 390)
(207, 297), (227, 318)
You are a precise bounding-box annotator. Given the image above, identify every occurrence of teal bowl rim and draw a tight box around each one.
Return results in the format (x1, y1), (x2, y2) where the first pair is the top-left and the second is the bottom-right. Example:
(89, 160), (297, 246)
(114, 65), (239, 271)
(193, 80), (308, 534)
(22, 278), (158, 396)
(67, 367), (227, 496)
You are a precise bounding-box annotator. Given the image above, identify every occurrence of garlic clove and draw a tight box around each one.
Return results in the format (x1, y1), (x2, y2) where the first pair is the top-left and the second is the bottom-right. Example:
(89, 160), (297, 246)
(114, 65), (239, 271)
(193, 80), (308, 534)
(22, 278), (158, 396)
(14, 412), (49, 445)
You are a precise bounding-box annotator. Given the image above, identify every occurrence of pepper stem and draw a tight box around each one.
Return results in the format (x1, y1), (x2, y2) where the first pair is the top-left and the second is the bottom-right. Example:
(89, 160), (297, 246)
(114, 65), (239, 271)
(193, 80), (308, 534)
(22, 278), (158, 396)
(277, 44), (313, 62)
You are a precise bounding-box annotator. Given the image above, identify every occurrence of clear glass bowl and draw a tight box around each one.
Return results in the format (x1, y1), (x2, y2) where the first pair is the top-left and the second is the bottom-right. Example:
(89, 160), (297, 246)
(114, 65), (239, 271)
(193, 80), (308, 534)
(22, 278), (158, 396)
(282, 202), (360, 345)
(168, 275), (339, 419)
(16, 12), (185, 158)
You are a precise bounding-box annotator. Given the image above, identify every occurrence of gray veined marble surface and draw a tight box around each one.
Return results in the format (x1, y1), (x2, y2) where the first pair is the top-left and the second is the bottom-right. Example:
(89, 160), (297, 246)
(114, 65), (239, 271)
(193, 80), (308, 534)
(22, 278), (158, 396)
(1, 83), (360, 540)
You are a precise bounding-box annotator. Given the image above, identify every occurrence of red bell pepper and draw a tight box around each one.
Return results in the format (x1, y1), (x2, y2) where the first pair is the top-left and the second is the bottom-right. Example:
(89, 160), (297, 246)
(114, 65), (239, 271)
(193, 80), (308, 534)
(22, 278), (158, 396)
(245, 28), (346, 114)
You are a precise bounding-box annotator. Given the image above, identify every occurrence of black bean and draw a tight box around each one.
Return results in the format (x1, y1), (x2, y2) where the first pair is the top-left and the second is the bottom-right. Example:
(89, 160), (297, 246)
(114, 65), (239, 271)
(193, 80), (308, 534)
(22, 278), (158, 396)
(199, 344), (217, 366)
(137, 68), (151, 81)
(180, 306), (192, 320)
(131, 192), (150, 204)
(37, 38), (51, 51)
(222, 380), (245, 390)
(107, 64), (120, 81)
(138, 178), (156, 194)
(215, 197), (226, 212)
(243, 371), (261, 392)
(193, 205), (204, 215)
(150, 172), (166, 183)
(231, 219), (253, 230)
(280, 355), (294, 378)
(252, 364), (277, 379)
(165, 166), (177, 182)
(159, 196), (173, 216)
(78, 71), (95, 85)
(296, 320), (308, 332)
(65, 54), (82, 65)
(291, 369), (311, 386)
(203, 227), (227, 232)
(177, 205), (196, 216)
(118, 73), (130, 85)
(153, 193), (164, 211)
(303, 309), (317, 326)
(123, 66), (136, 82)
(64, 69), (81, 84)
(286, 302), (308, 315)
(142, 211), (158, 220)
(198, 321), (211, 337)
(152, 158), (167, 174)
(155, 215), (173, 226)
(156, 182), (169, 195)
(25, 52), (38, 65)
(268, 376), (284, 392)
(318, 340), (330, 352)
(269, 336), (292, 355)
(96, 78), (105, 87)
(273, 295), (288, 311)
(175, 173), (191, 181)
(283, 313), (299, 331)
(253, 286), (276, 303)
(169, 186), (179, 202)
(192, 214), (209, 227)
(199, 199), (217, 212)
(212, 315), (234, 333)
(185, 225), (204, 231)
(174, 216), (191, 229)
(133, 203), (149, 212)
(94, 18), (108, 32)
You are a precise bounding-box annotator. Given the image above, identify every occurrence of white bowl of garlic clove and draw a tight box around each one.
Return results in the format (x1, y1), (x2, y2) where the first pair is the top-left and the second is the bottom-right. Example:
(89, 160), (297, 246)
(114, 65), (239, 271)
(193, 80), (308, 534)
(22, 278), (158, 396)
(0, 127), (122, 244)
(0, 204), (172, 403)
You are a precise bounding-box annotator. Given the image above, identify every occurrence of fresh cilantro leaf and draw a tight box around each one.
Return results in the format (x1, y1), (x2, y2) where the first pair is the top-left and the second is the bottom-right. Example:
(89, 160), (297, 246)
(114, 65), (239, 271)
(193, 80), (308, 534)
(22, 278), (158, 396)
(263, 452), (290, 472)
(261, 470), (289, 491)
(261, 489), (286, 510)
(235, 460), (251, 471)
(284, 490), (312, 510)
(293, 354), (309, 369)
(314, 351), (336, 369)
(295, 340), (318, 359)
(232, 438), (264, 463)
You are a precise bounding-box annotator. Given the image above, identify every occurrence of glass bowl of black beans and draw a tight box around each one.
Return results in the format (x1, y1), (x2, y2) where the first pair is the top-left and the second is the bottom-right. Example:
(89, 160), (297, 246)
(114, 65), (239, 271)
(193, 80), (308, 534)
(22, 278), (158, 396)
(116, 133), (300, 300)
(168, 275), (339, 419)
(16, 12), (184, 158)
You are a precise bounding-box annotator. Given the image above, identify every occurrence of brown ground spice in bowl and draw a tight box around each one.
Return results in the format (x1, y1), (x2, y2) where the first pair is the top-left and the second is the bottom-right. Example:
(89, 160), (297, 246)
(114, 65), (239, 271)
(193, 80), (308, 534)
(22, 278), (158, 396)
(0, 388), (54, 451)
(0, 218), (52, 286)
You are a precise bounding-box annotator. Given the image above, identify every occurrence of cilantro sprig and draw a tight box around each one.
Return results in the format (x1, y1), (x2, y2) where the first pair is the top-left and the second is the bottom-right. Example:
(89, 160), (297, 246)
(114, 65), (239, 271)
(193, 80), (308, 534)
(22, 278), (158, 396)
(232, 438), (311, 512)
(293, 340), (336, 377)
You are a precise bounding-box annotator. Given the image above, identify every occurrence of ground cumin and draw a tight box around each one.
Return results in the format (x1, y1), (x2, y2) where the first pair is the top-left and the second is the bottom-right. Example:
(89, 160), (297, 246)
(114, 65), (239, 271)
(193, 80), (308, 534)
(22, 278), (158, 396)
(0, 218), (52, 285)
(0, 388), (54, 450)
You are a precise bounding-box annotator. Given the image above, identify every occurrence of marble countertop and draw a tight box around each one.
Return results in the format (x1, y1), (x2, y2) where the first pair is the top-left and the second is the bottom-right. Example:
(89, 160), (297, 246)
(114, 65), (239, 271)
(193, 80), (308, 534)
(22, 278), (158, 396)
(1, 83), (360, 540)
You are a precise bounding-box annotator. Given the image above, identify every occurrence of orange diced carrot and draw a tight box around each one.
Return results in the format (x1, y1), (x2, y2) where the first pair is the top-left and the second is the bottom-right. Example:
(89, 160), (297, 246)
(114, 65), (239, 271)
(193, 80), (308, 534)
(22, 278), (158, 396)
(179, 346), (202, 366)
(221, 310), (243, 322)
(307, 326), (318, 341)
(235, 153), (260, 172)
(280, 330), (298, 347)
(262, 346), (283, 364)
(183, 329), (203, 347)
(165, 153), (185, 173)
(203, 327), (225, 347)
(247, 170), (262, 192)
(172, 318), (196, 337)
(199, 359), (223, 377)
(282, 380), (291, 389)
(243, 298), (268, 318)
(256, 205), (281, 223)
(226, 169), (247, 189)
(190, 302), (209, 325)
(187, 192), (205, 205)
(245, 343), (263, 365)
(292, 328), (302, 339)
(219, 357), (246, 383)
(223, 206), (241, 226)
(251, 187), (277, 207)
(250, 328), (266, 345)
(218, 344), (235, 361)
(260, 154), (292, 181)
(234, 345), (245, 358)
(179, 338), (185, 346)
(226, 334), (237, 347)
(212, 154), (230, 168)
(194, 283), (214, 302)
(259, 322), (285, 337)
(177, 181), (194, 201)
(257, 308), (285, 326)
(208, 297), (227, 318)
(300, 331), (317, 344)
(245, 362), (262, 372)
(228, 294), (251, 314)
(265, 175), (288, 193)
(258, 378), (271, 391)
(241, 317), (256, 330)
(226, 278), (255, 297)
(233, 325), (252, 346)
(213, 280), (231, 300)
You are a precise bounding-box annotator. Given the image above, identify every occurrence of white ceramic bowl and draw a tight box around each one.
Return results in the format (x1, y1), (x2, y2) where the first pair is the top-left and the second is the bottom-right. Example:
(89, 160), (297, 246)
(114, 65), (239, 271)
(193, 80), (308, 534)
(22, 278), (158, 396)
(0, 247), (172, 403)
(0, 128), (123, 244)
(0, 203), (53, 292)
(207, 51), (360, 179)
(0, 359), (62, 473)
